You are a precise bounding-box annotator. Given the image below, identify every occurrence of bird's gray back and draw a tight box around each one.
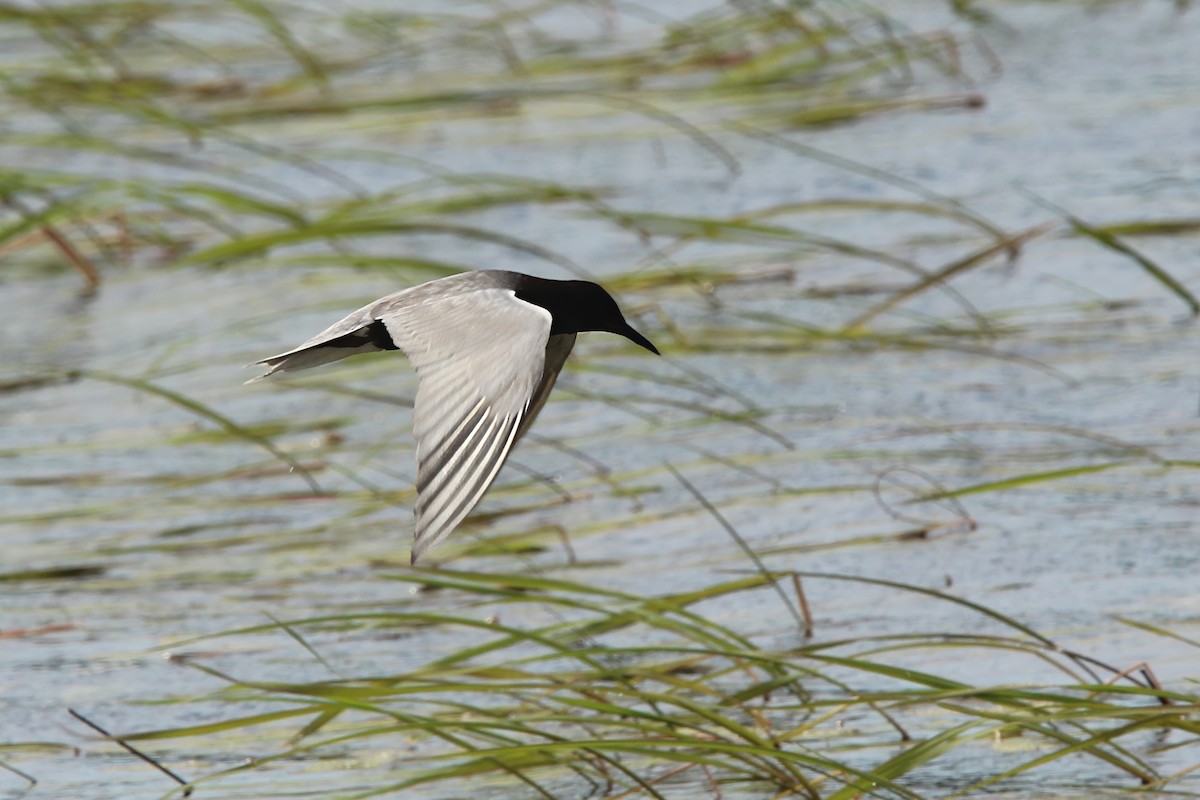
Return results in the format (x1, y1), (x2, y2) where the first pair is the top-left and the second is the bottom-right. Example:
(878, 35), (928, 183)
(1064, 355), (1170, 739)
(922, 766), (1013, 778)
(269, 271), (522, 359)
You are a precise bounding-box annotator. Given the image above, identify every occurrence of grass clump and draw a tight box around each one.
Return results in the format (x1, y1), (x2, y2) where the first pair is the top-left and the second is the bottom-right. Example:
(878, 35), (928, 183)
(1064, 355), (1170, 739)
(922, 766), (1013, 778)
(111, 569), (1200, 799)
(0, 0), (987, 288)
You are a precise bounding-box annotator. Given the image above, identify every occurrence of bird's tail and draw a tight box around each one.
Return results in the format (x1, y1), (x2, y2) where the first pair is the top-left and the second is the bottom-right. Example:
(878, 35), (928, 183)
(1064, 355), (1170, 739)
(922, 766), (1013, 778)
(244, 341), (378, 384)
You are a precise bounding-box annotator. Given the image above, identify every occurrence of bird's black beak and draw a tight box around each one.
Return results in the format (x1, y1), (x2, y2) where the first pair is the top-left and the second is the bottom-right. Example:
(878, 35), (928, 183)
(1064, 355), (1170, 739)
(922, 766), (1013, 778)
(619, 323), (660, 355)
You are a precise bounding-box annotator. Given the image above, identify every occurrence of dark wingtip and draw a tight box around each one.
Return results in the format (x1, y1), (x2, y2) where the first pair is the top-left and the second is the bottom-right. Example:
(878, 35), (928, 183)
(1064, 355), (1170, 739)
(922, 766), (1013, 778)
(620, 323), (660, 355)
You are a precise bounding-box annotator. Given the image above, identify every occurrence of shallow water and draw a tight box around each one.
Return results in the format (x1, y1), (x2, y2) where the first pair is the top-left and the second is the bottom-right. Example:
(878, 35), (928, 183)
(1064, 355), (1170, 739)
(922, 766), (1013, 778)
(2, 2), (1199, 798)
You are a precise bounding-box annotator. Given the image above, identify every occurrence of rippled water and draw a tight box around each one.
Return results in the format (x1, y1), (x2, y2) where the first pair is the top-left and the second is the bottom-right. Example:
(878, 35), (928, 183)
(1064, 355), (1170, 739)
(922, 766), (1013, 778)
(2, 2), (1199, 798)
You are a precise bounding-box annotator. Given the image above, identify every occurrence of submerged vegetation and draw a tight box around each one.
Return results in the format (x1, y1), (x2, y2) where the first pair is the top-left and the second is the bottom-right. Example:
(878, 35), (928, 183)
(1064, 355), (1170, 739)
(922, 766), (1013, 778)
(1, 0), (1198, 798)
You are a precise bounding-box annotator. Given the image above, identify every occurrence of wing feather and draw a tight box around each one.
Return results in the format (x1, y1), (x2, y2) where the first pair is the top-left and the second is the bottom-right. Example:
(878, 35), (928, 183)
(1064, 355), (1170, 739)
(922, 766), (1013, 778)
(378, 285), (554, 563)
(412, 408), (523, 561)
(439, 415), (522, 527)
(514, 333), (575, 445)
(418, 396), (488, 486)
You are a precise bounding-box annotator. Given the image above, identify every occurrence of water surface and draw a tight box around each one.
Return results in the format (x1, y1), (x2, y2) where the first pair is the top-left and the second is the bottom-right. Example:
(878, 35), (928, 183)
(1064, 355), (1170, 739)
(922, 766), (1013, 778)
(1, 2), (1198, 798)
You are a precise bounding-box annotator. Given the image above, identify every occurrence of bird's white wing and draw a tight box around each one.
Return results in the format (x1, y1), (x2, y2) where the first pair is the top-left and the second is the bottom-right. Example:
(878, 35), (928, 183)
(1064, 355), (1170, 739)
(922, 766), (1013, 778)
(514, 333), (575, 445)
(380, 288), (553, 563)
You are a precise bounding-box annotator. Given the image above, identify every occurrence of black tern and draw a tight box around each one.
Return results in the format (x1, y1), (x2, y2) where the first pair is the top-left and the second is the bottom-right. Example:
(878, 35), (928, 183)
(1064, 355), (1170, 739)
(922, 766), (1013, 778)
(251, 270), (659, 563)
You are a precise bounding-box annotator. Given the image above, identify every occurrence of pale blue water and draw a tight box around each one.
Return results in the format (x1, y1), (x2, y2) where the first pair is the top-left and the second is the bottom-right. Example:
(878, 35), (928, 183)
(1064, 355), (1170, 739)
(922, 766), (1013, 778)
(1, 2), (1198, 798)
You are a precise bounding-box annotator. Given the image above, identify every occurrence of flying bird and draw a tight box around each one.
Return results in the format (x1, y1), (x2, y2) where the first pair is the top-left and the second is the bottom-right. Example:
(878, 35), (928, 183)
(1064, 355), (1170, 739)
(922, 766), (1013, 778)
(250, 270), (659, 563)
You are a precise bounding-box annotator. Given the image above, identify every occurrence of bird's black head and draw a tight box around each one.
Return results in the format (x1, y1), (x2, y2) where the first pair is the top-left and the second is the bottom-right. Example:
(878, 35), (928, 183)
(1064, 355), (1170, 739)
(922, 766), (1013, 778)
(514, 276), (660, 355)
